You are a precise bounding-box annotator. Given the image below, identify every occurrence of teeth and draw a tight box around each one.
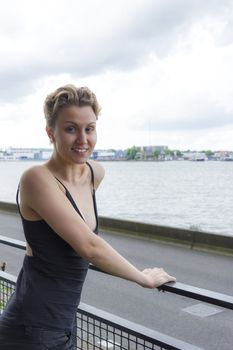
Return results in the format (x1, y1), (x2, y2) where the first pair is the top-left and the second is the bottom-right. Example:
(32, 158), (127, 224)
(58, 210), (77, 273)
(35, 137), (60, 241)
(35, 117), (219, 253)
(73, 148), (87, 153)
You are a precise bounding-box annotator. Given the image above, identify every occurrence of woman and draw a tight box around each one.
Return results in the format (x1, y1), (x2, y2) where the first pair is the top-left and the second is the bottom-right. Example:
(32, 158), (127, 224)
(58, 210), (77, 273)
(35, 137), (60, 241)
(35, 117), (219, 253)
(0, 84), (176, 349)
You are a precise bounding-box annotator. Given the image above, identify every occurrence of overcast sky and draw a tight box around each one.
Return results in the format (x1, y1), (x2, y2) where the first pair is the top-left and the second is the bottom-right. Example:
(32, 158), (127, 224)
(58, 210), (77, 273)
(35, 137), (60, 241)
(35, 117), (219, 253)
(0, 0), (232, 151)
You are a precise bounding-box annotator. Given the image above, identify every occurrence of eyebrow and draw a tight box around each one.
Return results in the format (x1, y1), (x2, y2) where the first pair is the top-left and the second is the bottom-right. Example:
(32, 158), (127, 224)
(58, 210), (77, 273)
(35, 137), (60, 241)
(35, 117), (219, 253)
(63, 121), (96, 126)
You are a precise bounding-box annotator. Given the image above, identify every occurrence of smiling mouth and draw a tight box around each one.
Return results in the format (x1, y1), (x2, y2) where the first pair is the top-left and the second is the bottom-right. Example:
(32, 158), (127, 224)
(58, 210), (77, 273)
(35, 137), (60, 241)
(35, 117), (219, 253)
(72, 148), (88, 153)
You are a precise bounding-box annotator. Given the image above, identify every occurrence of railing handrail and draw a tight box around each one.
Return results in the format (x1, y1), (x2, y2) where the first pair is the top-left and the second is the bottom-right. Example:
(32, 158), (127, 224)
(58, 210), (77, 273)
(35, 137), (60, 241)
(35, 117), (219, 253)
(0, 235), (26, 250)
(1, 234), (233, 310)
(0, 270), (17, 283)
(90, 264), (233, 310)
(0, 269), (204, 350)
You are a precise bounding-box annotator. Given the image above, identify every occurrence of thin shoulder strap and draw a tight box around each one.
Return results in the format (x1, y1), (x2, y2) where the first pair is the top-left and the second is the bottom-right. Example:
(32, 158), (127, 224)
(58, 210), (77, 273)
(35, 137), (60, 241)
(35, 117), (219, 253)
(55, 177), (85, 221)
(16, 185), (23, 217)
(55, 176), (69, 193)
(86, 162), (95, 191)
(86, 162), (99, 233)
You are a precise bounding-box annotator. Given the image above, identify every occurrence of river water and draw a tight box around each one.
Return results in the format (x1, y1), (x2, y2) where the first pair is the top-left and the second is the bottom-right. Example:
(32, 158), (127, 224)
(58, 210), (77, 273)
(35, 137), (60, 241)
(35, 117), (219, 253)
(0, 160), (232, 236)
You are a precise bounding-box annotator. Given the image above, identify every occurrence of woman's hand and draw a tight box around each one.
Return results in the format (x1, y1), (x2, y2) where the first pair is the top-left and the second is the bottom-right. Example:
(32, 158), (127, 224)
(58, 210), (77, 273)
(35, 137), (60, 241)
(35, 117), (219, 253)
(140, 268), (176, 288)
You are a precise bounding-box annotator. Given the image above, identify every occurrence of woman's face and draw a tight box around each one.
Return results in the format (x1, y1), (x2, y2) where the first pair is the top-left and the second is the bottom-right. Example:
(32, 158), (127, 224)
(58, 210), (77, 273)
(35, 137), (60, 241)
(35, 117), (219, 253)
(47, 105), (97, 164)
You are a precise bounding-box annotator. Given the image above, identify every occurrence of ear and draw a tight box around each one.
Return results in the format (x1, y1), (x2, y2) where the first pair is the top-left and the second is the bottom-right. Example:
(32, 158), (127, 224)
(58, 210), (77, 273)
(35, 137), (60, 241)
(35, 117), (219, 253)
(46, 126), (55, 144)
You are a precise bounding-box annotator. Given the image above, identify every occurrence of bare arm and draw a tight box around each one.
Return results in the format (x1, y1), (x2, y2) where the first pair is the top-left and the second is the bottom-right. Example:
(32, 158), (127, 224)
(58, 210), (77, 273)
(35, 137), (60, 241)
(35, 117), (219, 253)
(20, 166), (176, 288)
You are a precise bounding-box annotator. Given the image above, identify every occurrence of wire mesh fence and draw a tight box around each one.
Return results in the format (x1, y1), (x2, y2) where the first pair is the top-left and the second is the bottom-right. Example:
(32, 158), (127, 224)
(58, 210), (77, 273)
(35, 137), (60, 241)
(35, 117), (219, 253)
(0, 274), (15, 315)
(76, 307), (169, 350)
(1, 233), (233, 349)
(0, 271), (202, 350)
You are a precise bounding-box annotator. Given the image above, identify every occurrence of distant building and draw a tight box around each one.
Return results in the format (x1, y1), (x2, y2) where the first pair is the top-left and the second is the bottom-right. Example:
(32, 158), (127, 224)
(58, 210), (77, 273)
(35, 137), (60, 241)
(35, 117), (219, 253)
(3, 147), (53, 160)
(214, 151), (233, 161)
(182, 151), (206, 161)
(94, 150), (116, 161)
(137, 145), (168, 159)
(191, 152), (206, 161)
(114, 149), (125, 159)
(140, 145), (168, 155)
(39, 149), (53, 160)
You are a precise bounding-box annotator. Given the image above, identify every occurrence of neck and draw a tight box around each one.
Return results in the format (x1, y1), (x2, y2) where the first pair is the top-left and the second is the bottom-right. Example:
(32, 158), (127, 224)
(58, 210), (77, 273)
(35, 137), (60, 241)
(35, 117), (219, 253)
(45, 152), (88, 184)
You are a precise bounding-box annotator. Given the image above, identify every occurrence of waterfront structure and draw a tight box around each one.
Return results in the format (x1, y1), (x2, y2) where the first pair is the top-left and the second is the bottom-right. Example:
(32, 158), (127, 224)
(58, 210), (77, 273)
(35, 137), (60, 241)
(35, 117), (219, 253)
(182, 151), (206, 161)
(214, 150), (233, 161)
(190, 152), (206, 161)
(0, 147), (53, 160)
(140, 145), (168, 159)
(0, 146), (232, 162)
(93, 150), (116, 161)
(92, 149), (125, 161)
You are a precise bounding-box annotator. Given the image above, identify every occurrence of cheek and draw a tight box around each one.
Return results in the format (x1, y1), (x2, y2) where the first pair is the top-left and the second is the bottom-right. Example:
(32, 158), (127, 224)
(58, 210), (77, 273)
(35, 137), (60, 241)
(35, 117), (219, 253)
(56, 131), (74, 142)
(90, 133), (97, 145)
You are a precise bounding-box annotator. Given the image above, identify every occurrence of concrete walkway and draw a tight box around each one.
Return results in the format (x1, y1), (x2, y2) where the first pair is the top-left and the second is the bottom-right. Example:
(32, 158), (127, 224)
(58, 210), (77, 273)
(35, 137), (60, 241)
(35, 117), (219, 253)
(0, 211), (233, 350)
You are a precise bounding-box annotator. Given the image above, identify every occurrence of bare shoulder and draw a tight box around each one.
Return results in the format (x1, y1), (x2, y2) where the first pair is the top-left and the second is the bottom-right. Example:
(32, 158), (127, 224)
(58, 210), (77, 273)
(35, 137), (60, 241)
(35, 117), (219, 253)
(87, 160), (105, 190)
(20, 164), (54, 191)
(19, 165), (58, 220)
(20, 165), (51, 183)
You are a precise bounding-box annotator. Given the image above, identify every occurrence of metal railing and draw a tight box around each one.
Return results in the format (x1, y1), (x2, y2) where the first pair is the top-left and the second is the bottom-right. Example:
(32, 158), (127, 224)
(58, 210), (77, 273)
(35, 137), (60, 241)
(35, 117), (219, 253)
(1, 234), (233, 311)
(1, 234), (233, 349)
(0, 270), (202, 350)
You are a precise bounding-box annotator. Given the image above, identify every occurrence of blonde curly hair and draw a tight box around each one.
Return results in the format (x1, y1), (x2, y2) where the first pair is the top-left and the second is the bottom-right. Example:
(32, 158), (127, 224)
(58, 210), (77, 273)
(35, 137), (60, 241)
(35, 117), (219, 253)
(44, 84), (101, 128)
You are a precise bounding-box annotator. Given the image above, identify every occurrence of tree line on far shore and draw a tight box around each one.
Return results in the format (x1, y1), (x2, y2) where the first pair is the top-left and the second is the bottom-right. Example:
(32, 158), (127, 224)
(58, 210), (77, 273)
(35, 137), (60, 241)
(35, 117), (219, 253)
(125, 147), (215, 160)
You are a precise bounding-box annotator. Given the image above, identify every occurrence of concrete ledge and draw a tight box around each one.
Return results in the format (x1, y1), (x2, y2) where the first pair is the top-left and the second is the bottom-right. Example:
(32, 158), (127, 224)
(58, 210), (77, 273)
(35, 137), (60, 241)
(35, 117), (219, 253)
(100, 216), (193, 243)
(99, 216), (233, 255)
(0, 201), (18, 213)
(193, 230), (233, 253)
(1, 201), (232, 255)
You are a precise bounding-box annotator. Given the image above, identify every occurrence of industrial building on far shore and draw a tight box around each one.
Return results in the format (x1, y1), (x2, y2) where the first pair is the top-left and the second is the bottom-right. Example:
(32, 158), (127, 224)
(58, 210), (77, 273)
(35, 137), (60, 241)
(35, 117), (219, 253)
(0, 146), (232, 162)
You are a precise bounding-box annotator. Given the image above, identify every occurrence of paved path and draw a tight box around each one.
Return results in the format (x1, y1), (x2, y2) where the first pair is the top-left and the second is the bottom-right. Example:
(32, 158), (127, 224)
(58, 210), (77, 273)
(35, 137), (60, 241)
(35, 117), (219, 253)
(0, 211), (233, 349)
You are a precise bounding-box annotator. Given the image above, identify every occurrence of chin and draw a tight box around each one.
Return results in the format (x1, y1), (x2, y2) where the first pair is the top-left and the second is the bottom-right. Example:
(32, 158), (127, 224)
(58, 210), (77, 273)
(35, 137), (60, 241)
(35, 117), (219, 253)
(76, 159), (88, 165)
(74, 155), (90, 164)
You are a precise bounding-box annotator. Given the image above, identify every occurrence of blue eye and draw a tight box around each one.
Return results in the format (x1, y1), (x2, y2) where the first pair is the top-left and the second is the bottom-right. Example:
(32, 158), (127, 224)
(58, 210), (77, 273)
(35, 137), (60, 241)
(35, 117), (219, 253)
(85, 127), (94, 133)
(65, 126), (76, 133)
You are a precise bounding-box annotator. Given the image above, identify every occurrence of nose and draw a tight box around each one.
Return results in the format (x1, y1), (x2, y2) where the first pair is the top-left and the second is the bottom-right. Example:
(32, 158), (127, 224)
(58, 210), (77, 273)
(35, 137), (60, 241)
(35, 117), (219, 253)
(77, 130), (87, 144)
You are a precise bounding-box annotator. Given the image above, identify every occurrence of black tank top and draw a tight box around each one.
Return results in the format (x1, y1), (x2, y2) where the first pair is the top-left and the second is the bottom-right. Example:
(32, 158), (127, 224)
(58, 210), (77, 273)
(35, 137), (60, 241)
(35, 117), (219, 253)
(1, 162), (98, 331)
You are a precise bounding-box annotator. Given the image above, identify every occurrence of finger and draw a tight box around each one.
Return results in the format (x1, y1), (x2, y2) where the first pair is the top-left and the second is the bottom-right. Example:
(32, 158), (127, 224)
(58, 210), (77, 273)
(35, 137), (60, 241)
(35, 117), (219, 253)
(164, 275), (176, 283)
(142, 268), (151, 274)
(169, 276), (176, 282)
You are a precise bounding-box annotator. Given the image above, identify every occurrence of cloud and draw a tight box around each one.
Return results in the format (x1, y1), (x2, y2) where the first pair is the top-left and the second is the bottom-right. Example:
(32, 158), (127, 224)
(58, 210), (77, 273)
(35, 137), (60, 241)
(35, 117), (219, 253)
(0, 0), (232, 101)
(136, 96), (233, 131)
(0, 0), (233, 149)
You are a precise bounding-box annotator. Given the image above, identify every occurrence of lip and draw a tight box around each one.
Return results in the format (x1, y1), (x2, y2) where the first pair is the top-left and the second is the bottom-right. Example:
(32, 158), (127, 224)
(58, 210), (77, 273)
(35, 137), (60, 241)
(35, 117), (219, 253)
(71, 147), (89, 153)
